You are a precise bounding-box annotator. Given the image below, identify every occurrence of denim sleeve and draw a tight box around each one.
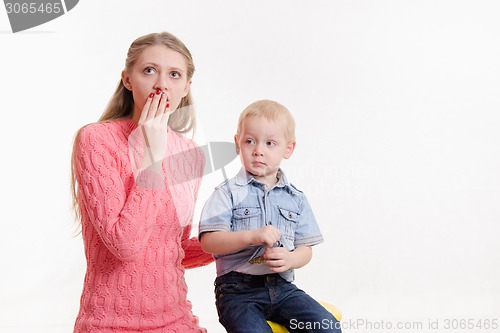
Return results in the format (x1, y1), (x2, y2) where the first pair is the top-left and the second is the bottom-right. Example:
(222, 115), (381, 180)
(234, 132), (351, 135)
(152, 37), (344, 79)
(294, 195), (324, 247)
(198, 187), (233, 238)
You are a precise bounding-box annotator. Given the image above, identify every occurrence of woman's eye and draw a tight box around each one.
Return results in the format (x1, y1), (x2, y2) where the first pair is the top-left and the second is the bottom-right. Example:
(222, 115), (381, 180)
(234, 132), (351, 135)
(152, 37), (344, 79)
(170, 71), (181, 78)
(144, 67), (156, 75)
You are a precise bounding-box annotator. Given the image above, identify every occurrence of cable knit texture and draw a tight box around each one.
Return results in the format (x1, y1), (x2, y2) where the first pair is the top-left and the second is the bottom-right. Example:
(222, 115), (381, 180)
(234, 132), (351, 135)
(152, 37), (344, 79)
(73, 119), (213, 333)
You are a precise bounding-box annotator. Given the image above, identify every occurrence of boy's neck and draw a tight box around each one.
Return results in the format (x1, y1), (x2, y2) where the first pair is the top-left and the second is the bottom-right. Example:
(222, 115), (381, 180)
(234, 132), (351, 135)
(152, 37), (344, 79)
(249, 169), (281, 188)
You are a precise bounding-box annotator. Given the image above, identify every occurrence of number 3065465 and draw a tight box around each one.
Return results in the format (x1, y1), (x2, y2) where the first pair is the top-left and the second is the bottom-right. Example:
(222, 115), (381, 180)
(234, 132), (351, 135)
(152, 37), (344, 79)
(5, 2), (62, 14)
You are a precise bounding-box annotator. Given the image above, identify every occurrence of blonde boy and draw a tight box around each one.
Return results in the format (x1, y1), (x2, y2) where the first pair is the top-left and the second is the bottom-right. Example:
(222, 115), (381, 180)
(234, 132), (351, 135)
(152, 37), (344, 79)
(199, 100), (339, 332)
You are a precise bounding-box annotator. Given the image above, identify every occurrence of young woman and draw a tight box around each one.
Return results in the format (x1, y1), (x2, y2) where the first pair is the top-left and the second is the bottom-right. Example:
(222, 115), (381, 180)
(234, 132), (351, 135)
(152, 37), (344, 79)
(71, 32), (213, 332)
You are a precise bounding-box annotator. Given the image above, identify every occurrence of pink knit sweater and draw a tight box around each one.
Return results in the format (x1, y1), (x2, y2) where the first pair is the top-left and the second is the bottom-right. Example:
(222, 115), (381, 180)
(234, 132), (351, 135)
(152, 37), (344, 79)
(72, 119), (213, 332)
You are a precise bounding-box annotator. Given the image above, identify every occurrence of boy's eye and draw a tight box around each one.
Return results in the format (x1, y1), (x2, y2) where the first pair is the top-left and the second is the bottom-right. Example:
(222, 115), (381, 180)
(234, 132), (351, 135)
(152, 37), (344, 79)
(245, 139), (255, 144)
(144, 67), (156, 75)
(266, 141), (277, 146)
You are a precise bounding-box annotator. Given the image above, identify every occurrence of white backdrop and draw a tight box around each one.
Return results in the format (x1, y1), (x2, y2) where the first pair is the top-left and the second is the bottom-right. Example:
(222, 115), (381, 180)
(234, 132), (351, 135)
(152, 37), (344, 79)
(1, 1), (499, 332)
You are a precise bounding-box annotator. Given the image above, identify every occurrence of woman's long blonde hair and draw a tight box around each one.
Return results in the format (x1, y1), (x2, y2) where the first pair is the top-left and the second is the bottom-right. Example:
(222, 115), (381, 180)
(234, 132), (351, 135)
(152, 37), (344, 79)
(71, 32), (196, 223)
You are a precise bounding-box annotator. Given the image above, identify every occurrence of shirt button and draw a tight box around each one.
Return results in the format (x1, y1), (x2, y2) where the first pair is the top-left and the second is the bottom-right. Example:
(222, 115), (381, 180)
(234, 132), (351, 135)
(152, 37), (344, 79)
(244, 209), (250, 215)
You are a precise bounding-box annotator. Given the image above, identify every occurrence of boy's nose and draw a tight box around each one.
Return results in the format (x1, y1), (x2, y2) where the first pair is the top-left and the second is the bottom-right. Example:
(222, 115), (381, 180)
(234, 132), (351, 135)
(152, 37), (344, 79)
(252, 145), (263, 156)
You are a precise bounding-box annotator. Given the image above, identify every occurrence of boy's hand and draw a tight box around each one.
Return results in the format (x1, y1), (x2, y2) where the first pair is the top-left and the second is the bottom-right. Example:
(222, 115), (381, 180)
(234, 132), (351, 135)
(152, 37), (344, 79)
(264, 246), (313, 272)
(263, 247), (293, 272)
(250, 225), (280, 247)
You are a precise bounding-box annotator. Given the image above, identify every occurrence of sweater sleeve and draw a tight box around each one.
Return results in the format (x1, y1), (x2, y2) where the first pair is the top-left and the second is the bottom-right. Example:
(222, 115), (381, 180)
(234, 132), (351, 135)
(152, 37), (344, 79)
(74, 125), (163, 262)
(181, 225), (214, 269)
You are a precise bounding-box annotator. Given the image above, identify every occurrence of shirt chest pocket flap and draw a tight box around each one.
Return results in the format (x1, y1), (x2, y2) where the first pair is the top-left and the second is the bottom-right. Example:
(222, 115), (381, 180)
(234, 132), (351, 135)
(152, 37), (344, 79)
(232, 207), (261, 231)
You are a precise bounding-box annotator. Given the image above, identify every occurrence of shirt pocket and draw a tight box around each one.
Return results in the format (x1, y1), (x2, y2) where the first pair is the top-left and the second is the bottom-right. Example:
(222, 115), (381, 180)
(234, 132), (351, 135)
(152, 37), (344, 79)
(232, 207), (261, 231)
(277, 207), (299, 243)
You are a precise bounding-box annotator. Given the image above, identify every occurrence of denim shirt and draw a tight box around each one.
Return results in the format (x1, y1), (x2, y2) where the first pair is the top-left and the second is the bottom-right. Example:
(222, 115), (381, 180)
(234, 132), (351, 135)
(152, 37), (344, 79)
(199, 168), (323, 282)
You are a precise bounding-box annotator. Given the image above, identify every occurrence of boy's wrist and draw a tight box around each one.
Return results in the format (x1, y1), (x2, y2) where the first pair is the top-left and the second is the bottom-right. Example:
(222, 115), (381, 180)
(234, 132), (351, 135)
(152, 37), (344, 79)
(288, 250), (299, 269)
(245, 230), (256, 247)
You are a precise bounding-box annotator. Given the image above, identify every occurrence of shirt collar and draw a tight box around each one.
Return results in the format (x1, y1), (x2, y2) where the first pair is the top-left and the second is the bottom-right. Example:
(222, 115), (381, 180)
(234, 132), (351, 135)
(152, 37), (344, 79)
(234, 167), (291, 189)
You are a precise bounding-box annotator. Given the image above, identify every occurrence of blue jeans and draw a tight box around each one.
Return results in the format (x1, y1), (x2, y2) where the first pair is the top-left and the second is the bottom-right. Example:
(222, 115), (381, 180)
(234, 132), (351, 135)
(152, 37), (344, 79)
(214, 272), (341, 333)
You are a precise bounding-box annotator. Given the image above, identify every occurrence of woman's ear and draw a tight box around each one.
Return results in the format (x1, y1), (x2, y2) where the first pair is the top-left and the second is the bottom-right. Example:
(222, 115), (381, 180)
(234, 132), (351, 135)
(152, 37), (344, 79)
(182, 80), (192, 98)
(121, 70), (132, 91)
(283, 140), (296, 159)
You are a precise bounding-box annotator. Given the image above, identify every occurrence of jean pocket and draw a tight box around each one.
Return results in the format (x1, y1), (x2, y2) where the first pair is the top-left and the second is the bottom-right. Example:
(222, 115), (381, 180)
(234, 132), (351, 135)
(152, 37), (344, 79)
(216, 282), (249, 296)
(232, 207), (261, 231)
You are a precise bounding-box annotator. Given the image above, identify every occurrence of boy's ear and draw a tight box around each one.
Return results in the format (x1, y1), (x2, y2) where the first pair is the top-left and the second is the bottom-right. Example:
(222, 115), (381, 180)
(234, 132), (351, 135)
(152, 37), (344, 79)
(283, 140), (296, 159)
(234, 135), (240, 155)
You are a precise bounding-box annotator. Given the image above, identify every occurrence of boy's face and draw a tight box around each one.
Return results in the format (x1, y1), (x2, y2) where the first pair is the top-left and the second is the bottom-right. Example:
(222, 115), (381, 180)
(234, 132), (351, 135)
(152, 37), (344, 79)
(235, 116), (296, 185)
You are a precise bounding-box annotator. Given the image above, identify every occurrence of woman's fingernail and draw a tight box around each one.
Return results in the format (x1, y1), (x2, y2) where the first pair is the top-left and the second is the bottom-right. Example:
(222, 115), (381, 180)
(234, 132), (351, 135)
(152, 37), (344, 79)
(149, 93), (154, 98)
(166, 103), (170, 108)
(156, 89), (161, 95)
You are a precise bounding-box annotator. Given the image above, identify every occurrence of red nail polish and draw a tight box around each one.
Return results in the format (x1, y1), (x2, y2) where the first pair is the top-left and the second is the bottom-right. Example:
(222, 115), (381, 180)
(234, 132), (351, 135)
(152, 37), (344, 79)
(156, 89), (161, 95)
(149, 93), (154, 98)
(166, 103), (170, 108)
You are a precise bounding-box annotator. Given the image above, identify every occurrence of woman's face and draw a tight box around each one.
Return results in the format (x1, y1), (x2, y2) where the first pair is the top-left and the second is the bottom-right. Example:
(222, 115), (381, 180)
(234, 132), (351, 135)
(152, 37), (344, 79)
(122, 45), (191, 122)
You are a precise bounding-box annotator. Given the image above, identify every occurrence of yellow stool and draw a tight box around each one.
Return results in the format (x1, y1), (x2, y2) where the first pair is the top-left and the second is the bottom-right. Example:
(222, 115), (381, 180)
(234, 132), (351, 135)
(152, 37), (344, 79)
(267, 302), (342, 333)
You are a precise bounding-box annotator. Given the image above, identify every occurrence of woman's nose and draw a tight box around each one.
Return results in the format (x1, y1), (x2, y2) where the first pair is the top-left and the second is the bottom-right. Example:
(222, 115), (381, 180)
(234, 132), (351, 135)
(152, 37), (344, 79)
(153, 76), (169, 93)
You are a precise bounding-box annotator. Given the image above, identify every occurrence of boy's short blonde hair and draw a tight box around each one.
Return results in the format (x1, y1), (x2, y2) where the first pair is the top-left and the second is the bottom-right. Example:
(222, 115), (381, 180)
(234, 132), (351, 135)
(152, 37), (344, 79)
(236, 100), (296, 142)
